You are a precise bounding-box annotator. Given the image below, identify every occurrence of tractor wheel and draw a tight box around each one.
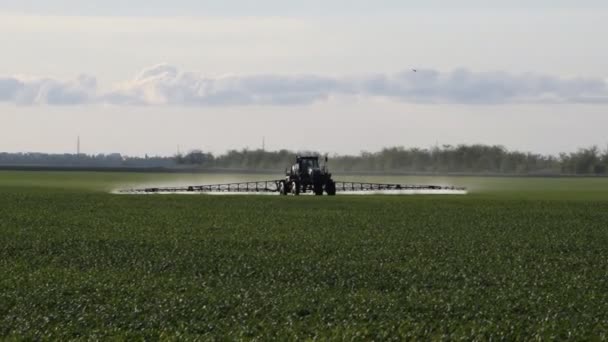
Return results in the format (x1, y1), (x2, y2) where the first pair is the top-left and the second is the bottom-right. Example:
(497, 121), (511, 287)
(279, 181), (287, 195)
(291, 181), (300, 196)
(313, 183), (324, 196)
(326, 181), (336, 196)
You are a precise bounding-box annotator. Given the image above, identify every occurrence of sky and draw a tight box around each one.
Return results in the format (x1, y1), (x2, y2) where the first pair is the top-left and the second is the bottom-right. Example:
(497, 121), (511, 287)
(1, 1), (607, 156)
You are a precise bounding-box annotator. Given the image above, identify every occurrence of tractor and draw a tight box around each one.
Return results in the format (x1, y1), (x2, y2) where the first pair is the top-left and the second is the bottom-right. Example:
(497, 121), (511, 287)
(278, 155), (336, 196)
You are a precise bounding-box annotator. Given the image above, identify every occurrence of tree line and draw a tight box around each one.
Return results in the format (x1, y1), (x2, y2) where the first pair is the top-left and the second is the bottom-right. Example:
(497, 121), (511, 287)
(1, 144), (608, 175)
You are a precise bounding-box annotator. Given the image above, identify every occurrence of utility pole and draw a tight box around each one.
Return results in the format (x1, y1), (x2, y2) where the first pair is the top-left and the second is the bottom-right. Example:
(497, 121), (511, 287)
(262, 136), (265, 152)
(77, 136), (80, 156)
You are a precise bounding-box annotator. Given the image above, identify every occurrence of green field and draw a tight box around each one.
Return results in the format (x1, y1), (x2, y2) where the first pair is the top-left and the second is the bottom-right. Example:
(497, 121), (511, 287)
(1, 171), (608, 339)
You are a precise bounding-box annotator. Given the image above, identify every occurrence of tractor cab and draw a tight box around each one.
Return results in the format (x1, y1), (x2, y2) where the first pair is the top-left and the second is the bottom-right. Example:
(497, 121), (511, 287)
(297, 156), (320, 172)
(289, 156), (320, 176)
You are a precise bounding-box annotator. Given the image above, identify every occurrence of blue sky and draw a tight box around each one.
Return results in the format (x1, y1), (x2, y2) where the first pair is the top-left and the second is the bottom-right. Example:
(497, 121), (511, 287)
(1, 1), (607, 156)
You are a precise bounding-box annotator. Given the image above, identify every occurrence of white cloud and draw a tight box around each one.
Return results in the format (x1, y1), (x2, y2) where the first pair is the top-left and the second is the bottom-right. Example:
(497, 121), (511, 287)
(0, 74), (97, 105)
(3, 0), (607, 17)
(105, 64), (339, 106)
(1, 64), (607, 106)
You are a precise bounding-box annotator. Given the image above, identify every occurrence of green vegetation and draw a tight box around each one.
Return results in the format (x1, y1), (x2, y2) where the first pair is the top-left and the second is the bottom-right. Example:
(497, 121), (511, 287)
(1, 171), (608, 339)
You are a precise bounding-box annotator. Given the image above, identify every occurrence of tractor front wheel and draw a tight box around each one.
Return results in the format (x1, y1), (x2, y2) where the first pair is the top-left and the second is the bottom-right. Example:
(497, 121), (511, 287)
(279, 181), (288, 195)
(291, 181), (301, 196)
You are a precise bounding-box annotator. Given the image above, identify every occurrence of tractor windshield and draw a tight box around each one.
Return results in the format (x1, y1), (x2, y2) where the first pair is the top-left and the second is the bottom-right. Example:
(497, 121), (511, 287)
(301, 159), (319, 169)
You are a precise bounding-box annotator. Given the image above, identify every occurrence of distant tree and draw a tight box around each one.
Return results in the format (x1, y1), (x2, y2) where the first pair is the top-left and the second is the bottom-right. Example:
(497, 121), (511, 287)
(0, 144), (605, 175)
(184, 150), (211, 165)
(560, 146), (603, 174)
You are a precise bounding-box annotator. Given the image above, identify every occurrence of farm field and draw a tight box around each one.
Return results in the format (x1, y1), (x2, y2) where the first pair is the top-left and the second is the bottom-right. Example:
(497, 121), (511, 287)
(1, 171), (608, 339)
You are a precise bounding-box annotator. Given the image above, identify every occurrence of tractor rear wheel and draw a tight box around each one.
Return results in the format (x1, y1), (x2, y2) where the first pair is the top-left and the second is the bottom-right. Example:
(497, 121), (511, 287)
(326, 181), (336, 196)
(313, 183), (324, 196)
(291, 181), (300, 196)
